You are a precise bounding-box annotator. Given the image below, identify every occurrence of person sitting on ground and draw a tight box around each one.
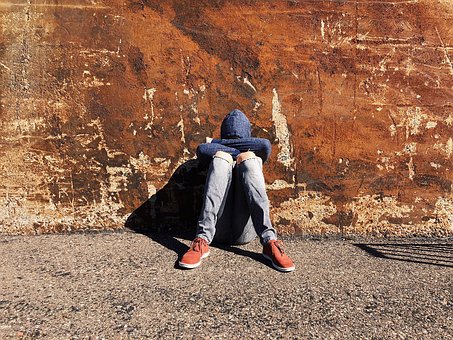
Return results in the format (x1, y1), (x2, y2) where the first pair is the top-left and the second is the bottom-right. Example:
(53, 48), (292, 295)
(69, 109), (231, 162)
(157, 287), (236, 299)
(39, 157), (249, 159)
(178, 109), (295, 272)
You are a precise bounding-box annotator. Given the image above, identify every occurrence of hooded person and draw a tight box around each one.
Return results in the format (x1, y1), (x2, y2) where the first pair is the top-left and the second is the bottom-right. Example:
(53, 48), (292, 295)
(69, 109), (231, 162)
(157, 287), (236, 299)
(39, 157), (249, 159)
(196, 109), (272, 165)
(179, 109), (295, 272)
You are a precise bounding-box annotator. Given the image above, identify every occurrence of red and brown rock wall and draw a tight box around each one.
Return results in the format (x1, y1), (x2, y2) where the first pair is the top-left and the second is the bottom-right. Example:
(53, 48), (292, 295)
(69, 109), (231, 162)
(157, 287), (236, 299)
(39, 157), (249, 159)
(1, 0), (452, 236)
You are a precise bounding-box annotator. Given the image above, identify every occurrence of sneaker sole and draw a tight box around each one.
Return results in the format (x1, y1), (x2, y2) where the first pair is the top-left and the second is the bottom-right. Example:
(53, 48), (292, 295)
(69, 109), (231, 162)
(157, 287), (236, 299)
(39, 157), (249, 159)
(178, 251), (210, 269)
(263, 254), (295, 272)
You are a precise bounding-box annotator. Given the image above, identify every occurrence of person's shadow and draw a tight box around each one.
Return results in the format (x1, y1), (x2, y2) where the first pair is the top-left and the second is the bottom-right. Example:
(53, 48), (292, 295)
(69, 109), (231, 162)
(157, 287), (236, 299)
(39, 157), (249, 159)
(124, 159), (205, 264)
(124, 159), (270, 269)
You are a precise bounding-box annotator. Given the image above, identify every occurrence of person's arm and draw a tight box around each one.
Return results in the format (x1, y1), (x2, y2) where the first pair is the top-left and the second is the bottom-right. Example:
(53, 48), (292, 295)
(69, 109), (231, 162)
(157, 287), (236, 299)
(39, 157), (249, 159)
(196, 142), (240, 165)
(211, 138), (272, 162)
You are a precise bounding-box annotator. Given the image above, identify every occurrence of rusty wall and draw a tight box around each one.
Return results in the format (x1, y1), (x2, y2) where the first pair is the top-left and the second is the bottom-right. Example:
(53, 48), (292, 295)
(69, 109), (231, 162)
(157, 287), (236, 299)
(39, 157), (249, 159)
(0, 0), (452, 236)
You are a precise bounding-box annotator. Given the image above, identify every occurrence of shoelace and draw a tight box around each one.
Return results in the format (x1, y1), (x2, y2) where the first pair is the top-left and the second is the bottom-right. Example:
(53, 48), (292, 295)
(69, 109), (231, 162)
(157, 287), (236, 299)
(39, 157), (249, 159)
(191, 238), (207, 252)
(274, 240), (286, 255)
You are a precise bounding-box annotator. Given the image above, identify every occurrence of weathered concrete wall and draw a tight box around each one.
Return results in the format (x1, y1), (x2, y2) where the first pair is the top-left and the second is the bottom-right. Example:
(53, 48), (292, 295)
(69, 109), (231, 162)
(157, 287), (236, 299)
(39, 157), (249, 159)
(0, 0), (452, 236)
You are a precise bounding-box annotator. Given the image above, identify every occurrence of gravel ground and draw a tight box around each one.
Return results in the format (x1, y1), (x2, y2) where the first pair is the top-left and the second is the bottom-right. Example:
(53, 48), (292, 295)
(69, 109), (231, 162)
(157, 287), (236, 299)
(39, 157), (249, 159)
(0, 231), (452, 339)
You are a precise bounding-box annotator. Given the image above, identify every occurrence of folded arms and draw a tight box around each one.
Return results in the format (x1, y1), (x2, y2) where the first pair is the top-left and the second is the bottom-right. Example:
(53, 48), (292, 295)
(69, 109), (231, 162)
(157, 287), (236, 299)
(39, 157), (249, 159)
(196, 138), (272, 165)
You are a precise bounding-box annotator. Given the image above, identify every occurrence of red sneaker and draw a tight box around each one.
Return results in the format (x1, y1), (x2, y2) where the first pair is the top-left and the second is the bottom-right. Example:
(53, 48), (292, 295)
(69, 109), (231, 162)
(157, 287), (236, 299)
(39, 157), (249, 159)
(263, 240), (295, 272)
(179, 237), (210, 269)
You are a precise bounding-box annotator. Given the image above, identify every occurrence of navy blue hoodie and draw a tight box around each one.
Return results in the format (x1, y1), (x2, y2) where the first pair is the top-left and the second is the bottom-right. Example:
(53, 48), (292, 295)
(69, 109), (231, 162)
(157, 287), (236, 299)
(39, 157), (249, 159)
(196, 109), (271, 165)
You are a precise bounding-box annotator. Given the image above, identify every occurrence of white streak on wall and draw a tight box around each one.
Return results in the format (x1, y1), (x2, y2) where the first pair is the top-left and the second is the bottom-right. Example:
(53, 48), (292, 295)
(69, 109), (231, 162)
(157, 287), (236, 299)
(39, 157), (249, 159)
(389, 124), (397, 137)
(190, 102), (200, 125)
(446, 138), (453, 158)
(446, 114), (453, 126)
(177, 114), (186, 143)
(272, 88), (294, 168)
(408, 157), (415, 180)
(320, 19), (325, 40)
(143, 88), (157, 125)
(425, 121), (437, 129)
(243, 76), (257, 92)
(0, 62), (11, 71)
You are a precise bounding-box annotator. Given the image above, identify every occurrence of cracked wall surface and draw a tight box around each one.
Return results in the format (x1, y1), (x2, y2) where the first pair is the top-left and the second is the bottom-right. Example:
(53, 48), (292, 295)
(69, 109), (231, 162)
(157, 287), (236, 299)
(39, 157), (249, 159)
(0, 0), (452, 236)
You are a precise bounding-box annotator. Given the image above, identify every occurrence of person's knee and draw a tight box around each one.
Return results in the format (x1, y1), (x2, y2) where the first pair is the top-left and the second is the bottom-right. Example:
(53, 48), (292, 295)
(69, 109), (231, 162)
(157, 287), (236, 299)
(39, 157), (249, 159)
(236, 151), (257, 165)
(214, 150), (234, 164)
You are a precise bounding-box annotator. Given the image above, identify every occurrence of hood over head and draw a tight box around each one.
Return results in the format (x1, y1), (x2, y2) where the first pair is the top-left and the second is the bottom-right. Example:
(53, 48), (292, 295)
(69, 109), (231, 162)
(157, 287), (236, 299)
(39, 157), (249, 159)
(220, 109), (251, 139)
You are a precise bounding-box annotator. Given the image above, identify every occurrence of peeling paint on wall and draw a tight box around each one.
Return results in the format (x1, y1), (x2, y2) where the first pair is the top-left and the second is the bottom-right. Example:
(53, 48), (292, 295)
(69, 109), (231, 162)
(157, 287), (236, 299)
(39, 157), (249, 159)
(433, 197), (453, 232)
(346, 195), (413, 236)
(434, 138), (453, 159)
(271, 88), (294, 169)
(272, 191), (337, 234)
(143, 88), (157, 125)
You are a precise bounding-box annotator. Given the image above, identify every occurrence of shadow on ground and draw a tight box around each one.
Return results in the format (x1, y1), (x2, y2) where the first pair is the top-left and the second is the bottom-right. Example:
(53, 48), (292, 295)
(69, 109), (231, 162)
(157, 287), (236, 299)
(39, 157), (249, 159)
(125, 159), (206, 265)
(354, 243), (453, 268)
